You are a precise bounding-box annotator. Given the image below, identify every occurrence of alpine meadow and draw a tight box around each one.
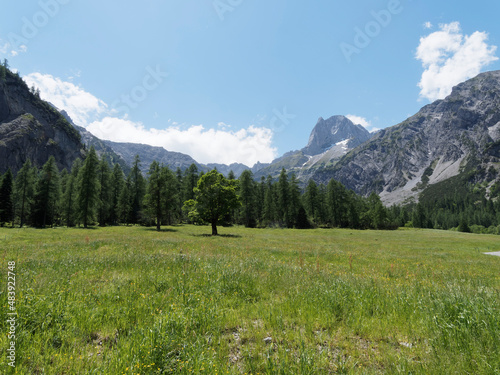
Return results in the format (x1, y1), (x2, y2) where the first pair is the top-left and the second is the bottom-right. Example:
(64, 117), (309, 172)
(2, 1), (500, 374)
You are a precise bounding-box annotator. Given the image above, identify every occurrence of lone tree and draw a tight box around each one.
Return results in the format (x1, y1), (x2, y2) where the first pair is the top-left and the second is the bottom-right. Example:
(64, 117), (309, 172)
(184, 169), (239, 235)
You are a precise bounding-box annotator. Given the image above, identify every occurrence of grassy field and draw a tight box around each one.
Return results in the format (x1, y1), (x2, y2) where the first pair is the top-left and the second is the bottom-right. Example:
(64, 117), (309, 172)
(0, 225), (499, 374)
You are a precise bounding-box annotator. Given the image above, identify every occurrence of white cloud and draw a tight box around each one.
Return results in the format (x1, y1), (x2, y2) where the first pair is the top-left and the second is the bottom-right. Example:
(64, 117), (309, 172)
(423, 22), (433, 29)
(0, 38), (28, 57)
(346, 114), (380, 132)
(346, 114), (370, 128)
(416, 22), (498, 102)
(87, 117), (277, 166)
(23, 72), (107, 126)
(23, 72), (277, 165)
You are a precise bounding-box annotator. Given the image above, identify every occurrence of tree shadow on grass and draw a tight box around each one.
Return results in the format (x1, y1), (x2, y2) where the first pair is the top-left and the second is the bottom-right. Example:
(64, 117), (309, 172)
(143, 227), (178, 233)
(191, 233), (242, 238)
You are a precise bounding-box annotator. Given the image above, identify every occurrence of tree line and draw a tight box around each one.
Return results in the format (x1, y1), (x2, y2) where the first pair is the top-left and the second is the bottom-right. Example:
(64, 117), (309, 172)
(2, 147), (499, 234)
(0, 147), (395, 232)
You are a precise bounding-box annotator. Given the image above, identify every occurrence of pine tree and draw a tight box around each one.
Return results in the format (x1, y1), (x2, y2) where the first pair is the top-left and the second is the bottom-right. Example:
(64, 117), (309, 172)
(303, 179), (320, 224)
(183, 164), (199, 222)
(145, 161), (166, 231)
(277, 168), (289, 226)
(13, 160), (35, 228)
(256, 176), (266, 224)
(61, 159), (81, 227)
(263, 175), (277, 224)
(129, 155), (145, 224)
(97, 156), (112, 226)
(326, 179), (349, 227)
(366, 192), (387, 229)
(76, 147), (100, 228)
(0, 169), (14, 226)
(117, 175), (132, 224)
(32, 156), (61, 228)
(162, 166), (179, 225)
(288, 173), (302, 228)
(110, 163), (125, 225)
(238, 170), (257, 227)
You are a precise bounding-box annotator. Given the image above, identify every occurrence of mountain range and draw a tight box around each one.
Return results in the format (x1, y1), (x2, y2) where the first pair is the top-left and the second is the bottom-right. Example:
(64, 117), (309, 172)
(1, 65), (500, 205)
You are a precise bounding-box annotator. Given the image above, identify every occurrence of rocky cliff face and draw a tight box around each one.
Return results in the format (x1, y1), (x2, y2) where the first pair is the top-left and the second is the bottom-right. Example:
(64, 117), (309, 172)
(303, 116), (372, 156)
(102, 140), (202, 174)
(0, 69), (84, 174)
(312, 71), (500, 204)
(255, 115), (372, 180)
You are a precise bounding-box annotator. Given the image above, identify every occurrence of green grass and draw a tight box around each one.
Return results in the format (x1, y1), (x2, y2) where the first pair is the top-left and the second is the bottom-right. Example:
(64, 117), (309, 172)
(0, 225), (499, 374)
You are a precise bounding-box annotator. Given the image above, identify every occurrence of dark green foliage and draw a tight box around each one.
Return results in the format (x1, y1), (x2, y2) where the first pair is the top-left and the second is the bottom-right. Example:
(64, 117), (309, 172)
(61, 159), (81, 227)
(117, 175), (132, 224)
(238, 170), (257, 228)
(277, 168), (290, 226)
(129, 155), (146, 224)
(13, 160), (35, 227)
(184, 170), (240, 235)
(32, 156), (61, 228)
(0, 169), (14, 226)
(458, 217), (471, 233)
(263, 175), (277, 225)
(392, 172), (500, 233)
(144, 161), (178, 230)
(110, 163), (125, 225)
(97, 156), (112, 226)
(76, 147), (100, 228)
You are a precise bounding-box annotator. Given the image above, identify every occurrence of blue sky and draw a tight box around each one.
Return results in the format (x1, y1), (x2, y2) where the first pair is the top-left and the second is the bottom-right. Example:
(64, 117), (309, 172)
(1, 0), (500, 165)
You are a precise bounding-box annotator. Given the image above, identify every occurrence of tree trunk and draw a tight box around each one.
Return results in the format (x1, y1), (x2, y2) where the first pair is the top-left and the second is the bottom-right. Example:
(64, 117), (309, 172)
(211, 221), (218, 236)
(156, 219), (161, 232)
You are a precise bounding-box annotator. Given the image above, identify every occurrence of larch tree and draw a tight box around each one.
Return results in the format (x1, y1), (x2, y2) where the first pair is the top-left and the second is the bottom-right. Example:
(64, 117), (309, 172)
(76, 147), (100, 228)
(13, 160), (35, 227)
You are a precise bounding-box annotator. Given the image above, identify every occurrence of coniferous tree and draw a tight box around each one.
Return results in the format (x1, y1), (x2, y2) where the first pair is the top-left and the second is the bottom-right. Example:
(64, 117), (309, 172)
(183, 164), (199, 221)
(263, 175), (277, 224)
(118, 175), (132, 224)
(145, 161), (166, 231)
(256, 176), (266, 224)
(277, 168), (289, 226)
(238, 170), (257, 227)
(76, 147), (100, 228)
(61, 159), (82, 227)
(326, 179), (349, 227)
(366, 192), (388, 229)
(129, 155), (145, 224)
(162, 166), (179, 225)
(13, 160), (35, 227)
(175, 167), (184, 221)
(303, 179), (321, 225)
(97, 156), (112, 226)
(32, 156), (61, 228)
(110, 163), (125, 225)
(288, 173), (302, 228)
(0, 169), (14, 226)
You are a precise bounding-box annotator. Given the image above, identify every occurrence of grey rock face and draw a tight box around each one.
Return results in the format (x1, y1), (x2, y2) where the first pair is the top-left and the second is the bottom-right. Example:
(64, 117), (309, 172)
(0, 71), (84, 174)
(254, 115), (372, 180)
(312, 70), (500, 204)
(303, 116), (372, 156)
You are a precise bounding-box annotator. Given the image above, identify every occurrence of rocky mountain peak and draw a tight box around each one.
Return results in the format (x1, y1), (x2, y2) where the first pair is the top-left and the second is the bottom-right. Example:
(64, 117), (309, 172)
(302, 115), (371, 156)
